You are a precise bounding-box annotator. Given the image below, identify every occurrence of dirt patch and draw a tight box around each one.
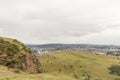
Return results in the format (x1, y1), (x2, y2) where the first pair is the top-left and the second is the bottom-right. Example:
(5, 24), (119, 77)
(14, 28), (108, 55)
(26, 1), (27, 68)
(0, 70), (12, 76)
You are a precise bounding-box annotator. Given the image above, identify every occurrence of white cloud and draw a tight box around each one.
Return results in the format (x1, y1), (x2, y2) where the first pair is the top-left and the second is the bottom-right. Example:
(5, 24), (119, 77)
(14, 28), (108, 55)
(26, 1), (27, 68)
(0, 0), (120, 44)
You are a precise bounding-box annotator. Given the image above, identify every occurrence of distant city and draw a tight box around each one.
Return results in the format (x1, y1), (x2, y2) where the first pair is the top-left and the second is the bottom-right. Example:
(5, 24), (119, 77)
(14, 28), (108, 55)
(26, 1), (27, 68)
(27, 44), (120, 56)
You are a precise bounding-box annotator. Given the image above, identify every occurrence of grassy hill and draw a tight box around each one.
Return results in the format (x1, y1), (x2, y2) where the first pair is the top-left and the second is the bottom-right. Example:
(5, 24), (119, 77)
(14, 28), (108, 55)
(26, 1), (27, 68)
(0, 42), (120, 80)
(0, 37), (31, 52)
(0, 65), (75, 80)
(39, 52), (120, 80)
(0, 36), (40, 73)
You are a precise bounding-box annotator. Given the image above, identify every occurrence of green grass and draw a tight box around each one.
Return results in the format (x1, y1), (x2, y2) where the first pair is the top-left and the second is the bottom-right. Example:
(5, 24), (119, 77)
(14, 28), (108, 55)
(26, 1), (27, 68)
(0, 37), (24, 49)
(1, 52), (120, 80)
(0, 65), (75, 80)
(39, 52), (120, 80)
(0, 36), (31, 52)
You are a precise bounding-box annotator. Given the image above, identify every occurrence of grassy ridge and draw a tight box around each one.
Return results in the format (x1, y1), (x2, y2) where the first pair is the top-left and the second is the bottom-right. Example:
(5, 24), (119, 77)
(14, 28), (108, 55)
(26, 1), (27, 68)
(39, 52), (120, 80)
(0, 65), (75, 80)
(0, 52), (120, 80)
(0, 37), (31, 53)
(0, 36), (40, 73)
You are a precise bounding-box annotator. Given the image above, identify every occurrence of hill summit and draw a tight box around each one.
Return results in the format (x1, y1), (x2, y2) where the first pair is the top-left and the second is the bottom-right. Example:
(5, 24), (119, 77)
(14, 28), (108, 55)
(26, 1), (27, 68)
(0, 37), (41, 73)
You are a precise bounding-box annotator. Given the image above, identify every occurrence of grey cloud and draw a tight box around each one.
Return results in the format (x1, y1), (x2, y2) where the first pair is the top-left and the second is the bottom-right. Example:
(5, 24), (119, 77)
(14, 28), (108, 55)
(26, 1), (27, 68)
(22, 9), (107, 35)
(0, 0), (120, 44)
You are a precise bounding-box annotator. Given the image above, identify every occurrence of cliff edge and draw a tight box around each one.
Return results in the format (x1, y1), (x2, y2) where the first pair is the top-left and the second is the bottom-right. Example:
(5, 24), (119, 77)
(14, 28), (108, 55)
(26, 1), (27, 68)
(0, 37), (41, 73)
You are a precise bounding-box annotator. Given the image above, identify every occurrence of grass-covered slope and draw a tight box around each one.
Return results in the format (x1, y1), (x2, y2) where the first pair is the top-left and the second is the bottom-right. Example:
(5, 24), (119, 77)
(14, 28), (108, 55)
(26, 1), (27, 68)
(0, 37), (41, 73)
(1, 46), (120, 80)
(0, 37), (31, 53)
(0, 65), (75, 80)
(39, 52), (120, 80)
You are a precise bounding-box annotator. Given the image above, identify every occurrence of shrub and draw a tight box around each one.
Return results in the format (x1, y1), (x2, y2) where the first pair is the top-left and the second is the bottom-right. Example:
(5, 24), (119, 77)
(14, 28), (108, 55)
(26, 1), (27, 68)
(108, 65), (120, 76)
(69, 65), (73, 68)
(59, 69), (62, 71)
(0, 38), (4, 43)
(5, 44), (19, 56)
(12, 39), (18, 42)
(0, 44), (5, 55)
(73, 74), (79, 79)
(13, 69), (20, 73)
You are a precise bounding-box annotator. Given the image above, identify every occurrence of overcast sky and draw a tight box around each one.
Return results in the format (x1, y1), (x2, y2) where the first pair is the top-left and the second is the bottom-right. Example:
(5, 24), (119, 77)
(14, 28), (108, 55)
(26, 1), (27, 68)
(0, 0), (120, 44)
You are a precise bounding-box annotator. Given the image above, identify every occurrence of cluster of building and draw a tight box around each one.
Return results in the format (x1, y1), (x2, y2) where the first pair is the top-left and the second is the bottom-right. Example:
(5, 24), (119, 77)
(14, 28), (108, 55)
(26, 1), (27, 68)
(29, 45), (120, 56)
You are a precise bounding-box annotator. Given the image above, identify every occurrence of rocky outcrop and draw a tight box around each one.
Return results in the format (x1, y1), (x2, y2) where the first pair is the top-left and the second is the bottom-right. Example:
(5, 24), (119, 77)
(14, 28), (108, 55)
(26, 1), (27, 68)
(25, 53), (41, 73)
(0, 37), (41, 73)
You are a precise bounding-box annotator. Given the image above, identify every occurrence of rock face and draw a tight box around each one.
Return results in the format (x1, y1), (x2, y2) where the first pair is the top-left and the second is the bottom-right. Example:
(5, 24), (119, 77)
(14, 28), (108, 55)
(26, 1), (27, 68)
(25, 53), (41, 73)
(0, 37), (41, 73)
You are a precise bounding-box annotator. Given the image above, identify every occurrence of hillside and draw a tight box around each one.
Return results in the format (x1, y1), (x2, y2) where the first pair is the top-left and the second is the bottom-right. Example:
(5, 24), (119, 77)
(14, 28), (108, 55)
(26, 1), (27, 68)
(0, 37), (41, 73)
(1, 39), (120, 80)
(39, 52), (120, 80)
